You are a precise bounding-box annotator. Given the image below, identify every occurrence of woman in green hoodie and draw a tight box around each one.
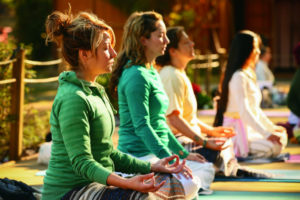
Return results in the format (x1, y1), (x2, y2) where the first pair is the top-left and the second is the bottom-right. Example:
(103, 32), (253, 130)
(42, 10), (190, 200)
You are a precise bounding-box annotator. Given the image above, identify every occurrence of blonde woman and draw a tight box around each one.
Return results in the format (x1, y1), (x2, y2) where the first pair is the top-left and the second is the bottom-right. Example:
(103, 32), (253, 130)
(110, 11), (215, 198)
(43, 10), (189, 200)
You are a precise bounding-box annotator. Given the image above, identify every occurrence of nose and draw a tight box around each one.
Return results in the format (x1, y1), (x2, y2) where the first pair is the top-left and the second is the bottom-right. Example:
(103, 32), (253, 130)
(165, 35), (170, 44)
(110, 46), (117, 58)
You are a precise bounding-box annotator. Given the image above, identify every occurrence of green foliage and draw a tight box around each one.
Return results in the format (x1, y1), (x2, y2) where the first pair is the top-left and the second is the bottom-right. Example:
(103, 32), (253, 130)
(14, 0), (53, 60)
(0, 36), (15, 162)
(0, 35), (40, 162)
(195, 92), (213, 109)
(23, 107), (50, 153)
(96, 74), (118, 109)
(168, 10), (196, 28)
(0, 0), (14, 9)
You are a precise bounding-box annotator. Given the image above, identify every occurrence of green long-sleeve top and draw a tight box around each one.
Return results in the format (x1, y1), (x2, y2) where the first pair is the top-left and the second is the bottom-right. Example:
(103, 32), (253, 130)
(42, 71), (151, 200)
(117, 64), (189, 159)
(287, 69), (300, 117)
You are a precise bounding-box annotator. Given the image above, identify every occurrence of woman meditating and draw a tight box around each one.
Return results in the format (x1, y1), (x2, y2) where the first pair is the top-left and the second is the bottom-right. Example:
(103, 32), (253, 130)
(214, 30), (287, 159)
(42, 10), (189, 200)
(110, 11), (215, 198)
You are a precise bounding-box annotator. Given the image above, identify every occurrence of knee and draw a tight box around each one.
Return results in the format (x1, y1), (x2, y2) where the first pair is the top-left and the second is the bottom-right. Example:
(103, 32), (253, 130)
(178, 174), (201, 200)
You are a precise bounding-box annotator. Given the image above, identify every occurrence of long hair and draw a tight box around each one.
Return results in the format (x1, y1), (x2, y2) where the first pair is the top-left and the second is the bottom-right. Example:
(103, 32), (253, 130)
(45, 9), (115, 71)
(156, 26), (184, 66)
(109, 11), (162, 98)
(213, 30), (257, 126)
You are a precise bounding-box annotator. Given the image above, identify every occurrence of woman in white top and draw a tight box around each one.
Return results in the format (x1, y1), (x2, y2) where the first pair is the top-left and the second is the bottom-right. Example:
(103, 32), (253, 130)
(156, 27), (270, 178)
(214, 30), (287, 158)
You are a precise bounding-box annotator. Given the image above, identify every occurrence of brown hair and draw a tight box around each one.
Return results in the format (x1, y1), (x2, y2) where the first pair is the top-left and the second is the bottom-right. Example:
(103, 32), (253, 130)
(109, 11), (162, 98)
(156, 26), (185, 67)
(45, 10), (115, 71)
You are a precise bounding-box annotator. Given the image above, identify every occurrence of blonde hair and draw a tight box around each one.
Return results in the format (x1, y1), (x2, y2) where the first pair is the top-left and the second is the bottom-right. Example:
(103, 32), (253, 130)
(110, 11), (162, 97)
(45, 10), (115, 71)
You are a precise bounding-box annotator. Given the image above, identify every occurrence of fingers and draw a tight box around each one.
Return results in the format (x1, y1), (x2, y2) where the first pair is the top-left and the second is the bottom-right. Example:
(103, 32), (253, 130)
(166, 155), (180, 167)
(170, 159), (186, 173)
(183, 165), (193, 178)
(197, 153), (206, 161)
(142, 175), (166, 193)
(141, 173), (155, 182)
(146, 180), (165, 193)
(194, 153), (206, 163)
(268, 135), (282, 145)
(176, 166), (193, 180)
(215, 127), (236, 138)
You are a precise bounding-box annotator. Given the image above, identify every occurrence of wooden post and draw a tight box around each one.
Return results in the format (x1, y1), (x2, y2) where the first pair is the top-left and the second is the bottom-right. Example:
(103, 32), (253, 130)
(10, 49), (25, 160)
(205, 55), (212, 95)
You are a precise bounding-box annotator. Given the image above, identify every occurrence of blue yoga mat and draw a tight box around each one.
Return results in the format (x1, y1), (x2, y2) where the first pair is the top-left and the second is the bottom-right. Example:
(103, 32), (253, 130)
(199, 191), (300, 200)
(214, 169), (300, 183)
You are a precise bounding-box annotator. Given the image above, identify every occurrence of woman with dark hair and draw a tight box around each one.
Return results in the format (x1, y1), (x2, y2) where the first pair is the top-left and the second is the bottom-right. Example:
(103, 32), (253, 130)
(43, 10), (190, 200)
(214, 30), (287, 159)
(156, 26), (270, 178)
(111, 11), (215, 198)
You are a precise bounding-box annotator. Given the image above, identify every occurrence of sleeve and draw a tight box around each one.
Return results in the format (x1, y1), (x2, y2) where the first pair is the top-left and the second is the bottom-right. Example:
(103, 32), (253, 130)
(160, 70), (185, 116)
(57, 94), (111, 185)
(125, 72), (173, 159)
(230, 73), (271, 138)
(257, 107), (277, 131)
(110, 149), (151, 174)
(166, 127), (189, 159)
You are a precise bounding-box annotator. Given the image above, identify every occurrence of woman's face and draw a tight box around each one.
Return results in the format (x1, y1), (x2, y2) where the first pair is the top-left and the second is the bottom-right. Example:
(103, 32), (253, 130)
(175, 31), (195, 60)
(142, 20), (169, 59)
(89, 31), (117, 75)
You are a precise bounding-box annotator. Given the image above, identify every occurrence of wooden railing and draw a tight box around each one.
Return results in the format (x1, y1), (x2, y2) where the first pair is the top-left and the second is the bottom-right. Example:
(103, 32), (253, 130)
(189, 53), (223, 94)
(0, 49), (61, 160)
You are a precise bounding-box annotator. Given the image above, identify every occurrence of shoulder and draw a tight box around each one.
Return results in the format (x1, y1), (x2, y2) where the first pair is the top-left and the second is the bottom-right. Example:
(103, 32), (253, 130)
(53, 84), (90, 111)
(160, 65), (185, 83)
(232, 70), (247, 80)
(160, 65), (176, 76)
(230, 70), (248, 86)
(121, 65), (152, 85)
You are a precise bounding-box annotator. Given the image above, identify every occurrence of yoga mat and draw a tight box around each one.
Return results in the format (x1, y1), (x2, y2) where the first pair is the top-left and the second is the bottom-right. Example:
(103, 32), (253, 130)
(214, 169), (300, 183)
(238, 153), (290, 164)
(36, 170), (46, 176)
(198, 191), (300, 200)
(286, 154), (300, 163)
(198, 109), (289, 118)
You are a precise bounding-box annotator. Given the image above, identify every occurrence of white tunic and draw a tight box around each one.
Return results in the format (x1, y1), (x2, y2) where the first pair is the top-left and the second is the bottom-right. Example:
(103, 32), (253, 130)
(224, 68), (287, 158)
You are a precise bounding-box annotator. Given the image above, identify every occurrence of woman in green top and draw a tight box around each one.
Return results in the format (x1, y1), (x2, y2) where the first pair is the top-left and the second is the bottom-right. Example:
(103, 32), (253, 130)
(110, 11), (215, 197)
(43, 10), (190, 200)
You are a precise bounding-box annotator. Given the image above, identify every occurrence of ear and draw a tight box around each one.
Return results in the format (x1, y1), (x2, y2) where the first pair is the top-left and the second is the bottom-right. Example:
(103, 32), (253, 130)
(140, 36), (148, 46)
(169, 47), (177, 57)
(78, 49), (92, 64)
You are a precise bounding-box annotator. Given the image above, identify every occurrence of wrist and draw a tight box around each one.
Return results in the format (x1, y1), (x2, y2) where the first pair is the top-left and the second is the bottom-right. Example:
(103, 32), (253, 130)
(150, 163), (156, 172)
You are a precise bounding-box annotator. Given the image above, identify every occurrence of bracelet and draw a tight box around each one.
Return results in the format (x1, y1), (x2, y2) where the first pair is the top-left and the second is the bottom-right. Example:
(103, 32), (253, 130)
(203, 139), (207, 148)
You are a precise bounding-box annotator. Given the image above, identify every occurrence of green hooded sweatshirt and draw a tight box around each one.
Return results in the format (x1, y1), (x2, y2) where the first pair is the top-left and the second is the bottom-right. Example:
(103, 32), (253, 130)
(42, 71), (150, 200)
